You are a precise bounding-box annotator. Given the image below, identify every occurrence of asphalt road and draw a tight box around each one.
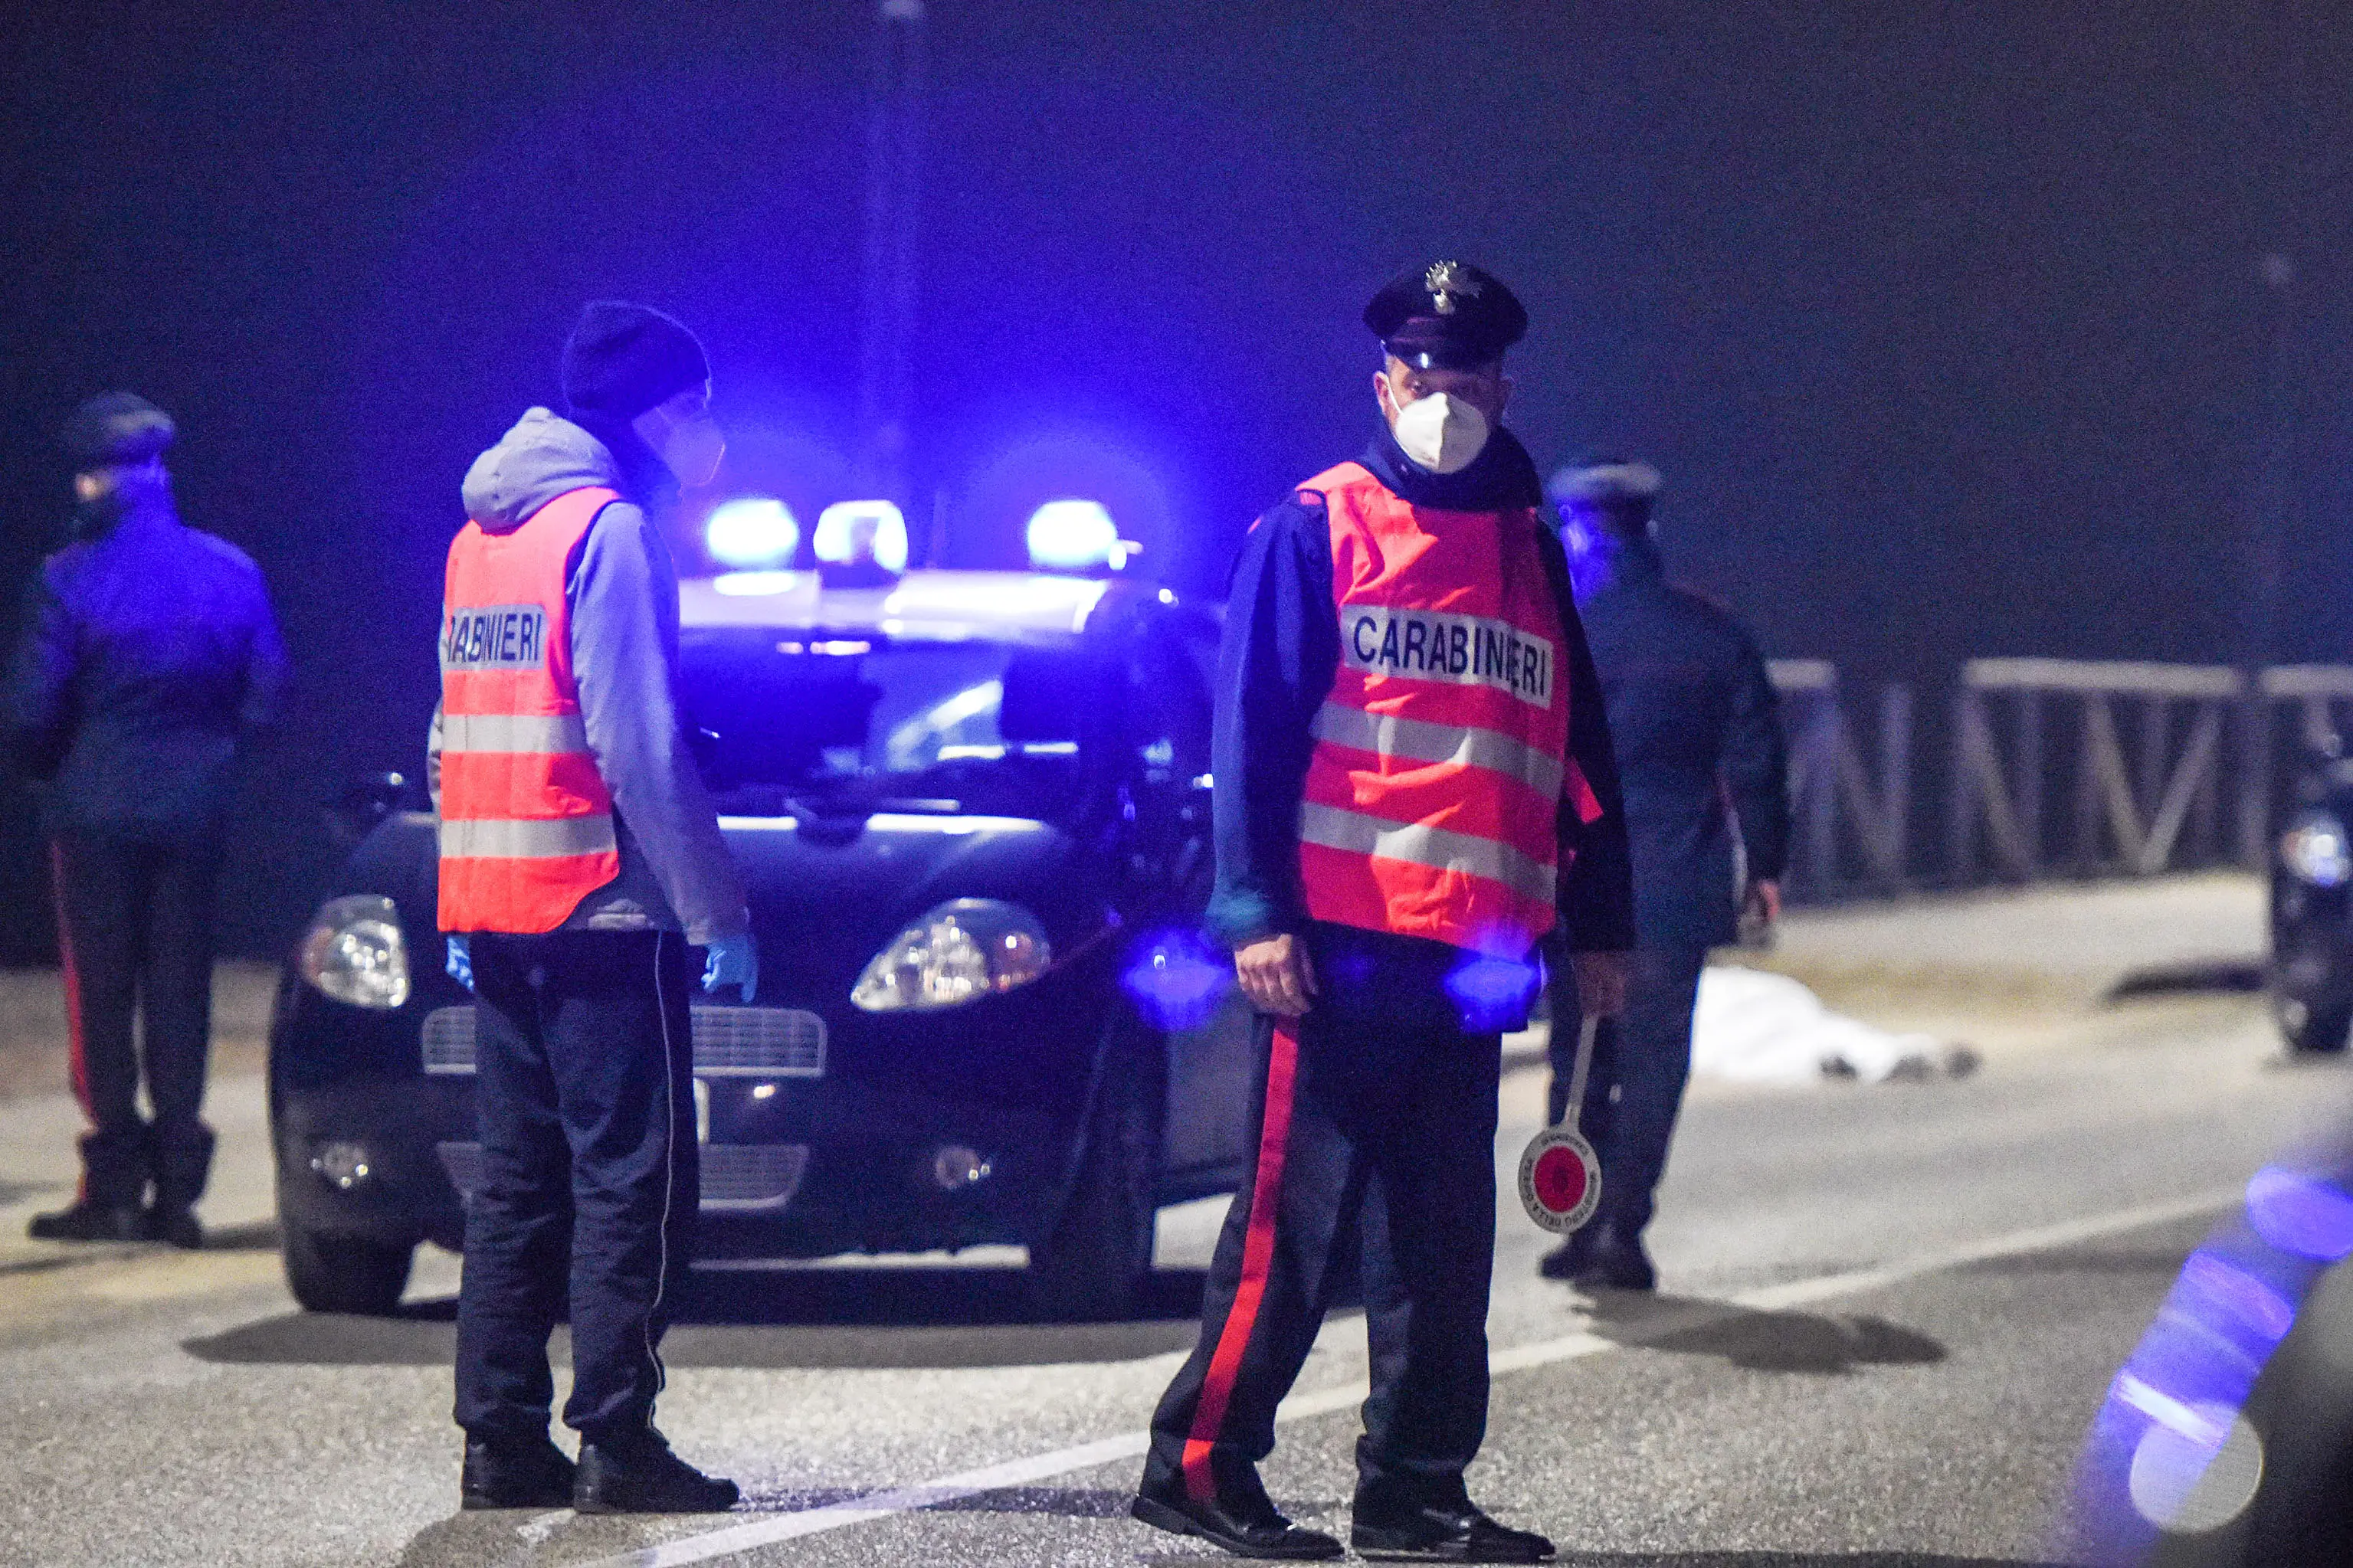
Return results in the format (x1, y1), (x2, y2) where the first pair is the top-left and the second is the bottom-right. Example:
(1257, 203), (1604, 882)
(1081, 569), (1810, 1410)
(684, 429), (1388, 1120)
(2, 990), (2342, 1568)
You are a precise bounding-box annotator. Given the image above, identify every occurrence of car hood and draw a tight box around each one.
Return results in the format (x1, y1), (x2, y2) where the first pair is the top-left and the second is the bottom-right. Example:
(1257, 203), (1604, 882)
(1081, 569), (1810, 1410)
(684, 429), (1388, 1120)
(347, 810), (1115, 1009)
(721, 811), (1113, 999)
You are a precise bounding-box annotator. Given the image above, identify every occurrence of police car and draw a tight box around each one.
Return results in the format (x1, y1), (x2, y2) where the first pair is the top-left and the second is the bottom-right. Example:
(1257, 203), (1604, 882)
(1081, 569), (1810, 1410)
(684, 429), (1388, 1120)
(271, 499), (1258, 1318)
(2271, 748), (2353, 1054)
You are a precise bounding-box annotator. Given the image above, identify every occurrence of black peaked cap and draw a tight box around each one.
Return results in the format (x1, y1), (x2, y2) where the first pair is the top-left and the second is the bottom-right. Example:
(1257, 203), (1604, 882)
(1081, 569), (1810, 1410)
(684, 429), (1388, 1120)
(1364, 260), (1528, 370)
(62, 393), (175, 469)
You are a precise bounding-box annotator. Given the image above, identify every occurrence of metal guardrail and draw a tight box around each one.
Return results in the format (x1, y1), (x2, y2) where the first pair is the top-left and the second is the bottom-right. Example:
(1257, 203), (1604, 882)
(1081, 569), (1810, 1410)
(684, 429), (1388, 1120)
(1948, 660), (2240, 882)
(2260, 665), (2353, 748)
(1769, 660), (1911, 896)
(1765, 659), (2353, 896)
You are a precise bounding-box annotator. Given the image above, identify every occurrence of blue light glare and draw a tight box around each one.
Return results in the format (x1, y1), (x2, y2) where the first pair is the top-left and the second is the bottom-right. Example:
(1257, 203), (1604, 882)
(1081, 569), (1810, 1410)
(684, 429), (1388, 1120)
(2282, 810), (2353, 888)
(1026, 499), (1122, 571)
(2069, 1199), (2348, 1557)
(814, 500), (909, 573)
(2175, 1251), (2296, 1345)
(2111, 1372), (2230, 1450)
(1120, 930), (1233, 1031)
(1444, 953), (1542, 1033)
(710, 570), (799, 597)
(2246, 1166), (2353, 1260)
(704, 496), (800, 568)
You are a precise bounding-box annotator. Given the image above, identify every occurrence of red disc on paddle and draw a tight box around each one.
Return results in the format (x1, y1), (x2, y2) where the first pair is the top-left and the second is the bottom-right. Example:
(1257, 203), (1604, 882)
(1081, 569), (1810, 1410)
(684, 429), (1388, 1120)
(1532, 1144), (1589, 1212)
(1518, 1125), (1602, 1235)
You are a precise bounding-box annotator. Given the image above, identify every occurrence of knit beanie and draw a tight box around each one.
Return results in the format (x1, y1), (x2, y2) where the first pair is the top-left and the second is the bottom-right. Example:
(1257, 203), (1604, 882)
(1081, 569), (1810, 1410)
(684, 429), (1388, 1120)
(63, 393), (176, 470)
(559, 302), (710, 422)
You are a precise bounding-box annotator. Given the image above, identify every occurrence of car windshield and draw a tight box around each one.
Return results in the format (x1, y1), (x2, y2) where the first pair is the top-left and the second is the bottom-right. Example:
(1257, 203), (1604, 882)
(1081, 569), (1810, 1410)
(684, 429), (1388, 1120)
(680, 632), (1100, 819)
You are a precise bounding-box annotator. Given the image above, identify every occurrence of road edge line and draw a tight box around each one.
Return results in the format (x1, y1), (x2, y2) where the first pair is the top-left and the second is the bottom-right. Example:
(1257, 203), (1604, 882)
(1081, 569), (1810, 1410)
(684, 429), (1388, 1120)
(587, 1187), (2242, 1568)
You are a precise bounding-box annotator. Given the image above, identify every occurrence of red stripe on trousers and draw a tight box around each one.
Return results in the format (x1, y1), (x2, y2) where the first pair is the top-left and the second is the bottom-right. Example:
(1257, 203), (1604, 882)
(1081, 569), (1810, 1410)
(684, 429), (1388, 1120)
(49, 843), (91, 1200)
(1181, 1016), (1303, 1503)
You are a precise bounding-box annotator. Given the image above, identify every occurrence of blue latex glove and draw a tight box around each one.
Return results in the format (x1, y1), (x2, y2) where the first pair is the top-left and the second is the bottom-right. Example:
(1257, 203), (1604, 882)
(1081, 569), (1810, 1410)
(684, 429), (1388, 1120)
(445, 935), (474, 993)
(702, 931), (759, 1003)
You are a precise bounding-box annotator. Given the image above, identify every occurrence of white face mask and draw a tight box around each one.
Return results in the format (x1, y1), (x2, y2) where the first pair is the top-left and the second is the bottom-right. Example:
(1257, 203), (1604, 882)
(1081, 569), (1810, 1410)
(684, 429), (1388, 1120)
(635, 394), (726, 489)
(655, 409), (726, 489)
(1389, 388), (1490, 475)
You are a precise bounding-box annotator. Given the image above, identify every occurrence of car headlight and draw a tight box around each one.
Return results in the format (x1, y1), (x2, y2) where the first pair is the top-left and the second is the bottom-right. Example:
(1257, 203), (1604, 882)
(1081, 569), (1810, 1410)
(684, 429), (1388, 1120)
(2282, 811), (2353, 889)
(851, 898), (1053, 1012)
(298, 894), (412, 1010)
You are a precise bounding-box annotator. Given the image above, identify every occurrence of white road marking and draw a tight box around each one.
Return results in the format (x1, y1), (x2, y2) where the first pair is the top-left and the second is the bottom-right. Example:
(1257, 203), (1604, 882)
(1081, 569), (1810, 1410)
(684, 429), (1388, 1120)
(583, 1186), (2241, 1568)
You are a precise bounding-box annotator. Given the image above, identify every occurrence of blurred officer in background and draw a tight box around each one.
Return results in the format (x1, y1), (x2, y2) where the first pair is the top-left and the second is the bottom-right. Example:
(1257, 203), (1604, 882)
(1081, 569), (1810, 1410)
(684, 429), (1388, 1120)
(1133, 263), (1634, 1563)
(5, 394), (285, 1249)
(1539, 458), (1789, 1291)
(434, 303), (755, 1514)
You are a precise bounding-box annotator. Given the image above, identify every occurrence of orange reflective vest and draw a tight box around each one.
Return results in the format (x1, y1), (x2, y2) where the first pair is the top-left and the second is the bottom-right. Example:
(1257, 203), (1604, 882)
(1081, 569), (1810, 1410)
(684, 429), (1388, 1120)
(437, 486), (622, 934)
(1298, 463), (1601, 957)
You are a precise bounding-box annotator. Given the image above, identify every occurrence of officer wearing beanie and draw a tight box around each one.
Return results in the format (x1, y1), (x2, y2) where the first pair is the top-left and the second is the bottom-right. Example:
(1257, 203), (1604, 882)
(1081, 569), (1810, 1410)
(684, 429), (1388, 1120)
(6, 394), (286, 1249)
(1537, 457), (1788, 1291)
(432, 303), (755, 1513)
(1132, 264), (1634, 1563)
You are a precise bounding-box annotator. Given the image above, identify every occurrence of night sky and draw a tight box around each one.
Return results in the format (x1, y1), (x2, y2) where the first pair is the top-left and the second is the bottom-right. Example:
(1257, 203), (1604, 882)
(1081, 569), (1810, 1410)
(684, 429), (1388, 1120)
(4, 2), (2348, 957)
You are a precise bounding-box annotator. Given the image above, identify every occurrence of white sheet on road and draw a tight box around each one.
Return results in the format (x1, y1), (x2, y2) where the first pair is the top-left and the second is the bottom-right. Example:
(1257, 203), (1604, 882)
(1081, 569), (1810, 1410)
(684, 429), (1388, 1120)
(1693, 964), (1949, 1085)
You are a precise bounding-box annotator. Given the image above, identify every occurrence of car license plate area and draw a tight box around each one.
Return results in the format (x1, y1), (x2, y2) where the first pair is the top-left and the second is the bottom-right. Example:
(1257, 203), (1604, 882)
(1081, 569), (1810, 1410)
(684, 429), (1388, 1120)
(435, 1139), (810, 1213)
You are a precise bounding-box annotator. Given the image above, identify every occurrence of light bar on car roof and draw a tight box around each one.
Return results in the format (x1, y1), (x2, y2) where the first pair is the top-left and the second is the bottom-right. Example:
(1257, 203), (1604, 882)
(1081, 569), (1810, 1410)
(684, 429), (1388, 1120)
(1025, 499), (1139, 573)
(704, 496), (799, 569)
(814, 500), (909, 574)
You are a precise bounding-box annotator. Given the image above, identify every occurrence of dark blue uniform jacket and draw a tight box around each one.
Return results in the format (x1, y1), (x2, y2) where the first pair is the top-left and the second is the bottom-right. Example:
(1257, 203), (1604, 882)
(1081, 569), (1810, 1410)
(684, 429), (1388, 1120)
(1207, 424), (1637, 959)
(5, 501), (286, 844)
(1573, 536), (1788, 949)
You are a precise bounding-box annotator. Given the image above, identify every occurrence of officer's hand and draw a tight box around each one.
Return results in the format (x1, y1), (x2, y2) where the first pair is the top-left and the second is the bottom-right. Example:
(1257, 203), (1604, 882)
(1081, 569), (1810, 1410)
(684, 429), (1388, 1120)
(702, 930), (759, 1003)
(445, 935), (474, 994)
(1570, 949), (1630, 1017)
(1745, 879), (1782, 927)
(1234, 932), (1317, 1017)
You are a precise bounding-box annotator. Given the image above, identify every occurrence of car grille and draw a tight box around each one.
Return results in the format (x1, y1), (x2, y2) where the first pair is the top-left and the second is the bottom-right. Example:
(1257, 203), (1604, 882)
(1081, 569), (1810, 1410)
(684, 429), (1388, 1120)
(421, 1007), (476, 1075)
(420, 1005), (826, 1078)
(435, 1141), (811, 1213)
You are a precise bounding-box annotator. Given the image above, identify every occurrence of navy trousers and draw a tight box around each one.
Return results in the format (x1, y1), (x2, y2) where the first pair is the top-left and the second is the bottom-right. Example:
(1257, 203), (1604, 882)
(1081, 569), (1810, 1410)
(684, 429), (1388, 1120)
(1145, 925), (1503, 1513)
(51, 832), (219, 1210)
(1546, 944), (1706, 1239)
(453, 929), (697, 1446)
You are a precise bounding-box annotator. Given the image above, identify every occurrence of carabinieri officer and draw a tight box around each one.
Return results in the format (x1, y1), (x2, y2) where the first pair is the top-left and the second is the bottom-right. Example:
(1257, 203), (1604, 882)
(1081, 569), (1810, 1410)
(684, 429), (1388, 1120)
(1132, 263), (1636, 1563)
(436, 303), (756, 1514)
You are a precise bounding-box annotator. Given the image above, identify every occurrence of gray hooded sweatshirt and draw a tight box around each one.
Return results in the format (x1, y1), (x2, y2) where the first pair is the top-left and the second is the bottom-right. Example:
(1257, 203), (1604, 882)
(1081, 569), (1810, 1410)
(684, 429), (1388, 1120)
(431, 408), (748, 944)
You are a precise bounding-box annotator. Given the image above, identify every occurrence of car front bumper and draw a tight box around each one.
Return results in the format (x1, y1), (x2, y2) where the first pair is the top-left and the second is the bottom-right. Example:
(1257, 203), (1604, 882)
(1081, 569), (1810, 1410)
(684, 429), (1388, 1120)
(270, 980), (1107, 1260)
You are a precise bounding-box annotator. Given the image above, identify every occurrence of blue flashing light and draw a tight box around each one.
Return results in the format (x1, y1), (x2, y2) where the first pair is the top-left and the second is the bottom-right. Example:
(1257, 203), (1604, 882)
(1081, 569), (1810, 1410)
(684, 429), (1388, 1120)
(2174, 1250), (2296, 1347)
(704, 497), (800, 568)
(814, 500), (909, 573)
(1027, 499), (1130, 572)
(1444, 953), (1542, 1033)
(1121, 930), (1233, 1032)
(2246, 1166), (2353, 1261)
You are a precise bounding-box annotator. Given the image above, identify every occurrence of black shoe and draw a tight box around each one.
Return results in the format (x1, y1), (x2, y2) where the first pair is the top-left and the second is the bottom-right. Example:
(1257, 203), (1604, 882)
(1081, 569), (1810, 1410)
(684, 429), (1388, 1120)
(1536, 1229), (1595, 1281)
(575, 1429), (739, 1514)
(1562, 1223), (1657, 1291)
(1352, 1499), (1555, 1563)
(460, 1435), (577, 1510)
(146, 1206), (203, 1250)
(28, 1200), (146, 1243)
(1132, 1475), (1344, 1560)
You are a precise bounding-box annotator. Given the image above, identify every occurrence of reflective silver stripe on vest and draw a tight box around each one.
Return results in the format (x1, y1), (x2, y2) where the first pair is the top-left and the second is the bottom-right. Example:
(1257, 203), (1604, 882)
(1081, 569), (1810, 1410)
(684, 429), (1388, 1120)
(1312, 704), (1565, 801)
(439, 814), (618, 859)
(438, 712), (591, 755)
(1298, 800), (1556, 903)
